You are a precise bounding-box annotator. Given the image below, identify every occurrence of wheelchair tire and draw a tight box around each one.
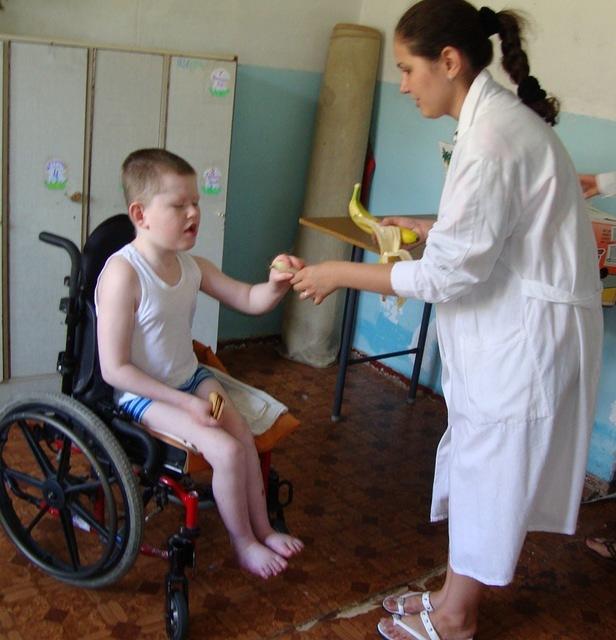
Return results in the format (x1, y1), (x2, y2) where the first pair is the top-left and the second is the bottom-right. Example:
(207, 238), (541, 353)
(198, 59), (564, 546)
(0, 393), (143, 588)
(166, 590), (189, 640)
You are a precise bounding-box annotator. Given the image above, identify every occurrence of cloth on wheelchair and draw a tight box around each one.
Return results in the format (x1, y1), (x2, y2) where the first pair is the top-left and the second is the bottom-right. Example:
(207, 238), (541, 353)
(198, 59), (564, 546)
(202, 365), (288, 436)
(142, 341), (299, 466)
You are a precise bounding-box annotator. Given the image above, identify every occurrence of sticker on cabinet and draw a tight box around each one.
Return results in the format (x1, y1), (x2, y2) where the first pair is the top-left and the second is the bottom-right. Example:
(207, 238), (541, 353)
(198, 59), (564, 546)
(209, 68), (230, 97)
(44, 158), (67, 190)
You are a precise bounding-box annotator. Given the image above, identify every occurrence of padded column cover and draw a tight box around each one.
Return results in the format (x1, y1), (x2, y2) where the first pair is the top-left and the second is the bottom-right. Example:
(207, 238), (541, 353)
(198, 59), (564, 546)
(280, 23), (382, 367)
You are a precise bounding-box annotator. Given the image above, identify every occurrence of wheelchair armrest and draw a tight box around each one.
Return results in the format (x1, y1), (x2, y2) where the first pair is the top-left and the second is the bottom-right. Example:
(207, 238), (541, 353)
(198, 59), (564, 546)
(111, 416), (163, 482)
(39, 231), (81, 298)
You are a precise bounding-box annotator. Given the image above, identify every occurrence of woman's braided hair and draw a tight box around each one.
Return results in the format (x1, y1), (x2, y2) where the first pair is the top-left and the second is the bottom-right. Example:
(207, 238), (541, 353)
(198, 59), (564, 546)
(396, 0), (559, 125)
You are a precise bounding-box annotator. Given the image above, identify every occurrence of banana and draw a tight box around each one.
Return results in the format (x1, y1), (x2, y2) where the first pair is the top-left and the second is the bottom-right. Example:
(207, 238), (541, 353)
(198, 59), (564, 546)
(209, 391), (224, 420)
(348, 183), (418, 245)
(270, 259), (298, 274)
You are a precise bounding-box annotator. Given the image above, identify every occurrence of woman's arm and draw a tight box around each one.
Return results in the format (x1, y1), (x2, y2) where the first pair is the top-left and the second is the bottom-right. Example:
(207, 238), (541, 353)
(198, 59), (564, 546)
(291, 261), (394, 305)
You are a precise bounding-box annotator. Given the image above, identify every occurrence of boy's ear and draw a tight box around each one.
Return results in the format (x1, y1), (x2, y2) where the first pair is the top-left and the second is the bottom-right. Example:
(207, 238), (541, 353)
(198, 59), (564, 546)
(128, 201), (147, 229)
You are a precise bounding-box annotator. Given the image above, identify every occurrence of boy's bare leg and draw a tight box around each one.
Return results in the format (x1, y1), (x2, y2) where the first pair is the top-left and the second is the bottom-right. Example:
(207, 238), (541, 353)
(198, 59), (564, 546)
(141, 399), (288, 579)
(195, 380), (304, 559)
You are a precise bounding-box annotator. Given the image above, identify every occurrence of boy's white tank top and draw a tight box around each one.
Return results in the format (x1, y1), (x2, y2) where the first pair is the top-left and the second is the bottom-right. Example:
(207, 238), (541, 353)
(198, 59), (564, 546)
(96, 243), (202, 405)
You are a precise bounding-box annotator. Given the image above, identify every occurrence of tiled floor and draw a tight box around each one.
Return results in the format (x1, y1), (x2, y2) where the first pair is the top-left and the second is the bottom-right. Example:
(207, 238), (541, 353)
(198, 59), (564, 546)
(1, 340), (616, 639)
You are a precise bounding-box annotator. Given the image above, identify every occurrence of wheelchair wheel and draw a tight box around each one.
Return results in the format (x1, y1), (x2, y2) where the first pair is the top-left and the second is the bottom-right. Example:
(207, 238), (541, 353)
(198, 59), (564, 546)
(166, 590), (189, 640)
(0, 393), (143, 588)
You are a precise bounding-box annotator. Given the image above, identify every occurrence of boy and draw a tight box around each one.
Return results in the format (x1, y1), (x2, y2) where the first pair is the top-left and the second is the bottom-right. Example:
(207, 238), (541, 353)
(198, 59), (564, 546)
(96, 148), (304, 579)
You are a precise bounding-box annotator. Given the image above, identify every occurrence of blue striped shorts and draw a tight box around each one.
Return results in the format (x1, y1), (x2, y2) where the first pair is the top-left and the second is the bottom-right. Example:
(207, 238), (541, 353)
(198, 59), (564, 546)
(119, 365), (215, 423)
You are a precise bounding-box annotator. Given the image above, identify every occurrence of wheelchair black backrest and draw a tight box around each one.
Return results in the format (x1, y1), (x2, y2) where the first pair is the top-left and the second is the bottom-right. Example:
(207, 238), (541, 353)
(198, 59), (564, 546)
(72, 214), (135, 409)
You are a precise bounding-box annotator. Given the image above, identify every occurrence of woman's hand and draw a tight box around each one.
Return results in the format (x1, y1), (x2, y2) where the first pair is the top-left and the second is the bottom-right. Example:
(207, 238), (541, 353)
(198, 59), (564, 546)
(380, 216), (434, 244)
(578, 174), (599, 199)
(291, 262), (338, 305)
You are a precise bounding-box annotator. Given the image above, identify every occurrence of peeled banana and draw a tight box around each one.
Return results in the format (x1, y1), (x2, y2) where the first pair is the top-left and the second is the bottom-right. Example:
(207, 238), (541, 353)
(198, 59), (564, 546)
(270, 259), (298, 274)
(348, 183), (418, 245)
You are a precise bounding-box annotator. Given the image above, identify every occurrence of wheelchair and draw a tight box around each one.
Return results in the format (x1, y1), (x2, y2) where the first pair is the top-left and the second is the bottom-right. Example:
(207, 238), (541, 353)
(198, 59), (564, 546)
(0, 214), (296, 640)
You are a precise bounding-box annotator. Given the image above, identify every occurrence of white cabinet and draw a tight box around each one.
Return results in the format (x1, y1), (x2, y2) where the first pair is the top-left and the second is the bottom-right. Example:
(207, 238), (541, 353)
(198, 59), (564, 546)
(88, 49), (165, 233)
(166, 56), (236, 351)
(8, 42), (87, 379)
(1, 36), (236, 380)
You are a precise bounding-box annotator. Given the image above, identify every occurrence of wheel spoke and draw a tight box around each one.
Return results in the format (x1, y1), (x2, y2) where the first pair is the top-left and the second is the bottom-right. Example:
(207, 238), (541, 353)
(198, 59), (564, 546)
(71, 500), (118, 544)
(18, 420), (55, 478)
(3, 467), (44, 490)
(26, 504), (50, 534)
(64, 480), (103, 497)
(55, 435), (72, 482)
(59, 508), (81, 569)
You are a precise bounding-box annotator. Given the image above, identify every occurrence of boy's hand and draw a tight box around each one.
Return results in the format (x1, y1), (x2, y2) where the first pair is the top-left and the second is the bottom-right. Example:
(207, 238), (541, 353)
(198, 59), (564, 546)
(269, 254), (305, 285)
(186, 394), (218, 427)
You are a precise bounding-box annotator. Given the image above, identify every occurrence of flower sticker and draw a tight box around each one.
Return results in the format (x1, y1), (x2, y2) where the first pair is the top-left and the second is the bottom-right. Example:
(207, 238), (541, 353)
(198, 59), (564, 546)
(45, 159), (68, 190)
(209, 68), (230, 97)
(202, 167), (223, 195)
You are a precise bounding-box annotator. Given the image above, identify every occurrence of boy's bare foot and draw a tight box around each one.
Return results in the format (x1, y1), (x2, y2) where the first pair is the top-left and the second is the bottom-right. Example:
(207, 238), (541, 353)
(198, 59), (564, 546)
(263, 531), (304, 558)
(235, 540), (288, 579)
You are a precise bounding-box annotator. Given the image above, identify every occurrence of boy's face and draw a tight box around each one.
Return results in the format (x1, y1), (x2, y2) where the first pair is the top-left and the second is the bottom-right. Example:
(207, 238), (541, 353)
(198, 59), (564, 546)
(138, 172), (200, 251)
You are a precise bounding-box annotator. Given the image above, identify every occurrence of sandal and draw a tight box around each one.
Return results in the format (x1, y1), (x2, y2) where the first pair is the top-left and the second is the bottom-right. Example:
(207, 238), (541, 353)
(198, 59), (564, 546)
(382, 590), (434, 615)
(586, 537), (616, 561)
(377, 612), (474, 640)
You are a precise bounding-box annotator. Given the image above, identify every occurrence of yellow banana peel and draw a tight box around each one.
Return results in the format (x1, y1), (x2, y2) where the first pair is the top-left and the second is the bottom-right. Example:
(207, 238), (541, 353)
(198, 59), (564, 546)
(348, 183), (418, 245)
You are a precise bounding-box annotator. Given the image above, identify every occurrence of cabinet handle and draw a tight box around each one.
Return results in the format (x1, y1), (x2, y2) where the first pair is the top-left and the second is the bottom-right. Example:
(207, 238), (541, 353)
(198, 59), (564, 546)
(68, 192), (82, 203)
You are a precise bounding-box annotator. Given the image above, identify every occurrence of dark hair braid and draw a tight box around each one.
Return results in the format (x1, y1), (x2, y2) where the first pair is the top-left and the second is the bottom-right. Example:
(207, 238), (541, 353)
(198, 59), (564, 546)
(497, 10), (559, 125)
(396, 0), (559, 126)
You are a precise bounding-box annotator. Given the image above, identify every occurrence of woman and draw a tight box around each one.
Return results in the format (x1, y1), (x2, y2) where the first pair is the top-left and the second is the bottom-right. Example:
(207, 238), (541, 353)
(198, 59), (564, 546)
(292, 1), (603, 638)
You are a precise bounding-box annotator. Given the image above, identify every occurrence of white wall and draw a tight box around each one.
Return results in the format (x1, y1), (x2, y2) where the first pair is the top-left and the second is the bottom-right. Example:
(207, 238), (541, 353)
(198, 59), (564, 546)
(360, 0), (616, 120)
(0, 0), (362, 71)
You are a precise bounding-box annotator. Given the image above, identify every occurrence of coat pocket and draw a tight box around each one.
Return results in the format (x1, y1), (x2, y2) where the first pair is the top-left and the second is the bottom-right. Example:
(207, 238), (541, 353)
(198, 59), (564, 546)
(461, 331), (551, 426)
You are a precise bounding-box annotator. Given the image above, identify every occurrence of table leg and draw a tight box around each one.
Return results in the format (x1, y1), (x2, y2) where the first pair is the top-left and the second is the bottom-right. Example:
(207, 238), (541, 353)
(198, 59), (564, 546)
(331, 245), (364, 422)
(407, 302), (432, 404)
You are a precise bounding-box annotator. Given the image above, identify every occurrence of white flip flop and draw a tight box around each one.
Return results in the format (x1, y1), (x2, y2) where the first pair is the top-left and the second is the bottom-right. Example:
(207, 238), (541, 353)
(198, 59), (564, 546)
(382, 590), (434, 616)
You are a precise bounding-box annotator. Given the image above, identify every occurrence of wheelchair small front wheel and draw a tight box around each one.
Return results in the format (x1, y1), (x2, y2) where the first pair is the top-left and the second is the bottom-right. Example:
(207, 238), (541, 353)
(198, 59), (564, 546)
(0, 393), (143, 588)
(166, 590), (189, 640)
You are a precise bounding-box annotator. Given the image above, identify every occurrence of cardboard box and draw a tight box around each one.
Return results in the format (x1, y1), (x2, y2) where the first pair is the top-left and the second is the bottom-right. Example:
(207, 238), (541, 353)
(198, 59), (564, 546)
(588, 206), (616, 275)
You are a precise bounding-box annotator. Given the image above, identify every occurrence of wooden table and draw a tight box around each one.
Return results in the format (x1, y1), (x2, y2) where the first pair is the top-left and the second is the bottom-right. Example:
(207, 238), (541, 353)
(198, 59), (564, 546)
(299, 215), (435, 421)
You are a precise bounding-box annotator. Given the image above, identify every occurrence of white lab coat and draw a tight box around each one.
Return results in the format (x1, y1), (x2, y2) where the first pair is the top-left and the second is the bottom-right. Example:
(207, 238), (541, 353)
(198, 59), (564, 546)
(391, 70), (603, 586)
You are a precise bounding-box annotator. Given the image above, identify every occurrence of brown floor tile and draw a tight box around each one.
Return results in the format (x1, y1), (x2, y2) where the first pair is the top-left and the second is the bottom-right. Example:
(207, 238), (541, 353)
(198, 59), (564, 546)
(1, 341), (616, 639)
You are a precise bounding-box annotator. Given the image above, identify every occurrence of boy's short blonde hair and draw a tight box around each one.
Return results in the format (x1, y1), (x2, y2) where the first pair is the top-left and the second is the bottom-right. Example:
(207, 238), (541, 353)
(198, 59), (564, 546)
(121, 148), (196, 208)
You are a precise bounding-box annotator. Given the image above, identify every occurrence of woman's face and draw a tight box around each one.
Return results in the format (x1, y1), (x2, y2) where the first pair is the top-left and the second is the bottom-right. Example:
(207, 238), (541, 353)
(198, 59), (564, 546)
(394, 36), (455, 119)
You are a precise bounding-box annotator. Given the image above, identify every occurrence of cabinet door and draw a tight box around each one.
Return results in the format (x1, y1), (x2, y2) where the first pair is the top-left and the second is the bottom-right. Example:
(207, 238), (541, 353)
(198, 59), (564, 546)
(88, 50), (164, 233)
(0, 43), (4, 380)
(8, 42), (87, 377)
(166, 58), (236, 350)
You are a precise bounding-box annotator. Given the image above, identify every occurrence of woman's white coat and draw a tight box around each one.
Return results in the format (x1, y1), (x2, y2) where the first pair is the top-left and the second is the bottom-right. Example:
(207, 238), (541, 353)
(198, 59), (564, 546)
(391, 70), (603, 585)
